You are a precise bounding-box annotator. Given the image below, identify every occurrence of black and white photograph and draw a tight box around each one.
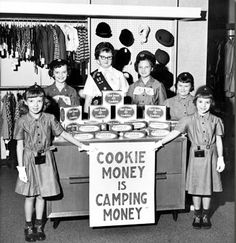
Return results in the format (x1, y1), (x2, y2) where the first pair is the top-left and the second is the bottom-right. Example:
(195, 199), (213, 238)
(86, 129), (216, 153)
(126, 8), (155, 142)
(0, 0), (234, 242)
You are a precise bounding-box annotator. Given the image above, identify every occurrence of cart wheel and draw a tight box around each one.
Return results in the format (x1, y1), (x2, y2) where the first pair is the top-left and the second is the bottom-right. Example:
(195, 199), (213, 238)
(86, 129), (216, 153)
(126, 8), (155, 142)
(172, 211), (178, 221)
(53, 219), (60, 229)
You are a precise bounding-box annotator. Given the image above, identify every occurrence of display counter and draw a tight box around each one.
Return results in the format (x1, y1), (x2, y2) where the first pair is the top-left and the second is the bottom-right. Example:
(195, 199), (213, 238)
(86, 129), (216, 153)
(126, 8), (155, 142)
(46, 136), (187, 226)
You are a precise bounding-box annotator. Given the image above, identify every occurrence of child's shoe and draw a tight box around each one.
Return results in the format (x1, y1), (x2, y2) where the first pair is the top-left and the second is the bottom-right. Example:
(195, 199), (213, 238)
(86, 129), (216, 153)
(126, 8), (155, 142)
(35, 219), (46, 241)
(202, 214), (212, 229)
(192, 209), (202, 229)
(192, 215), (202, 229)
(24, 222), (36, 242)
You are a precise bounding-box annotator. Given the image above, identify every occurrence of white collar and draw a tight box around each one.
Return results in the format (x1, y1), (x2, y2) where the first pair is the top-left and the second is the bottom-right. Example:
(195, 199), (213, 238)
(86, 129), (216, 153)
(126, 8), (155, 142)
(98, 66), (113, 73)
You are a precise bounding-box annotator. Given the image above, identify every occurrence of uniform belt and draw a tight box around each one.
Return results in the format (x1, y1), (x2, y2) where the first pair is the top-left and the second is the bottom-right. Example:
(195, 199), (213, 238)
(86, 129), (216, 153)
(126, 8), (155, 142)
(25, 146), (56, 156)
(192, 144), (215, 150)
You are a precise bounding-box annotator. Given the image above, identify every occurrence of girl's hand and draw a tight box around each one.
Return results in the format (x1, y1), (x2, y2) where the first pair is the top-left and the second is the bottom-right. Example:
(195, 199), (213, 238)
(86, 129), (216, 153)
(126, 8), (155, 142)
(78, 144), (98, 156)
(78, 144), (90, 152)
(153, 140), (164, 151)
(216, 156), (225, 172)
(16, 166), (28, 183)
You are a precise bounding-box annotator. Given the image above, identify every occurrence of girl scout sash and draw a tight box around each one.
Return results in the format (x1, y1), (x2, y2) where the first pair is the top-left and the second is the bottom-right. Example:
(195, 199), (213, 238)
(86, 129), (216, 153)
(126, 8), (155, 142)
(91, 69), (112, 105)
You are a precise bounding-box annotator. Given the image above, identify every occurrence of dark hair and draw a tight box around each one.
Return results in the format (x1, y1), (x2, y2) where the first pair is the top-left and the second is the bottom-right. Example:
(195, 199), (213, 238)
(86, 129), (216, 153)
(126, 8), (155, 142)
(134, 51), (156, 72)
(94, 42), (115, 59)
(48, 59), (70, 77)
(193, 85), (215, 106)
(175, 72), (194, 92)
(23, 83), (45, 100)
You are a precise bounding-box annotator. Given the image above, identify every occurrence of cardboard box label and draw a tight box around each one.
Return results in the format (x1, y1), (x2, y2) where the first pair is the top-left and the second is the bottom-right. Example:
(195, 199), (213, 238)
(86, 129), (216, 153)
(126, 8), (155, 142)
(102, 91), (124, 105)
(74, 133), (94, 140)
(116, 105), (137, 121)
(95, 131), (118, 139)
(65, 122), (80, 133)
(144, 106), (166, 121)
(60, 106), (82, 123)
(148, 121), (170, 130)
(110, 124), (133, 132)
(89, 105), (111, 122)
(79, 125), (101, 133)
(148, 129), (170, 137)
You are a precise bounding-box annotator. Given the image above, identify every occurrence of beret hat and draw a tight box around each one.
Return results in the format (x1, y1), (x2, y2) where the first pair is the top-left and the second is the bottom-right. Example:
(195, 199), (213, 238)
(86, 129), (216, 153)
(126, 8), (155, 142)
(155, 49), (170, 66)
(115, 47), (131, 66)
(134, 50), (156, 72)
(136, 50), (156, 65)
(155, 29), (174, 47)
(119, 29), (134, 47)
(49, 59), (68, 69)
(177, 72), (194, 83)
(96, 22), (112, 38)
(195, 85), (213, 97)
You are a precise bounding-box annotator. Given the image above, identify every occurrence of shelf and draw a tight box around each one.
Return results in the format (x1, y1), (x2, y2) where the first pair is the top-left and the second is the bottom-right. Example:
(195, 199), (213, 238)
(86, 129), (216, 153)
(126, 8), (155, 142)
(0, 2), (202, 19)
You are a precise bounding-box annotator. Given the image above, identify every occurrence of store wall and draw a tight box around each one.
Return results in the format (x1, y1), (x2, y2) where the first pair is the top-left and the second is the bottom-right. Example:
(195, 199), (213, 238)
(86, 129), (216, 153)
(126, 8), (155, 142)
(90, 18), (176, 83)
(177, 0), (208, 94)
(0, 0), (208, 93)
(229, 0), (235, 22)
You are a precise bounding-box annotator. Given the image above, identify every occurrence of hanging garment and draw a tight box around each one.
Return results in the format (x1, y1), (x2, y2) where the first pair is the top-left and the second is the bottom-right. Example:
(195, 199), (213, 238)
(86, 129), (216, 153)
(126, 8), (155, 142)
(1, 93), (16, 140)
(51, 25), (60, 60)
(0, 21), (88, 70)
(75, 26), (89, 63)
(0, 99), (9, 139)
(14, 92), (28, 121)
(54, 24), (67, 60)
(224, 37), (235, 98)
(46, 25), (55, 65)
(58, 23), (79, 52)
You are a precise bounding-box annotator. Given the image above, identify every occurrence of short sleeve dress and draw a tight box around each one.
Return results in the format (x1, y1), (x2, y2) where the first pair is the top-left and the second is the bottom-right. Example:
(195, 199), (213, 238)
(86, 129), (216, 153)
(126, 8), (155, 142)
(175, 112), (224, 195)
(44, 82), (80, 120)
(44, 82), (80, 107)
(163, 94), (196, 120)
(127, 76), (167, 106)
(14, 112), (64, 197)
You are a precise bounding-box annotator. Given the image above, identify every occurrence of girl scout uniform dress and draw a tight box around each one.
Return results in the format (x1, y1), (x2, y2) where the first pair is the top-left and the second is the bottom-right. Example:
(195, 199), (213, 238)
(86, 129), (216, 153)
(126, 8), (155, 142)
(175, 112), (224, 195)
(163, 93), (196, 120)
(44, 82), (80, 108)
(14, 112), (64, 197)
(127, 76), (167, 106)
(44, 83), (80, 120)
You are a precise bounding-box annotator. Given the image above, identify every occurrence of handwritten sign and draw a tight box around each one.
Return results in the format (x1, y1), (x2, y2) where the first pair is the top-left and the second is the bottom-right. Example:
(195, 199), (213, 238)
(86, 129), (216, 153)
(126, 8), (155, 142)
(89, 142), (155, 227)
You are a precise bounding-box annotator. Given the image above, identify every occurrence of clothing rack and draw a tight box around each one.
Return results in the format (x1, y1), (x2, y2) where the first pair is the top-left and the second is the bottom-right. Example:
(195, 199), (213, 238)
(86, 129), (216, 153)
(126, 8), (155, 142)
(0, 13), (88, 27)
(0, 86), (45, 91)
(0, 18), (88, 27)
(0, 12), (88, 23)
(0, 18), (87, 23)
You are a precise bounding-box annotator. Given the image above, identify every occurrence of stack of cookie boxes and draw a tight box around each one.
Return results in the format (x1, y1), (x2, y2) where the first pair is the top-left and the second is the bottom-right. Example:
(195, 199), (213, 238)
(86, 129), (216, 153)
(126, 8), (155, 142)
(144, 105), (170, 138)
(60, 90), (171, 140)
(60, 106), (82, 133)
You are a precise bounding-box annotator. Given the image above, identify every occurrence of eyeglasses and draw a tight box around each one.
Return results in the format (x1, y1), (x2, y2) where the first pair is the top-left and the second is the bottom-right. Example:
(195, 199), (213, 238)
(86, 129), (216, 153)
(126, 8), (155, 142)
(99, 55), (113, 60)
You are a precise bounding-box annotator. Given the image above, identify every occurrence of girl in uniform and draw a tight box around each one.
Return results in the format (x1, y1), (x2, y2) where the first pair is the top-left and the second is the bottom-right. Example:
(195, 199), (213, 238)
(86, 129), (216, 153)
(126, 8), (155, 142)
(163, 72), (197, 210)
(163, 72), (196, 120)
(14, 84), (88, 242)
(44, 59), (80, 120)
(155, 85), (225, 229)
(83, 42), (129, 114)
(127, 50), (167, 118)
